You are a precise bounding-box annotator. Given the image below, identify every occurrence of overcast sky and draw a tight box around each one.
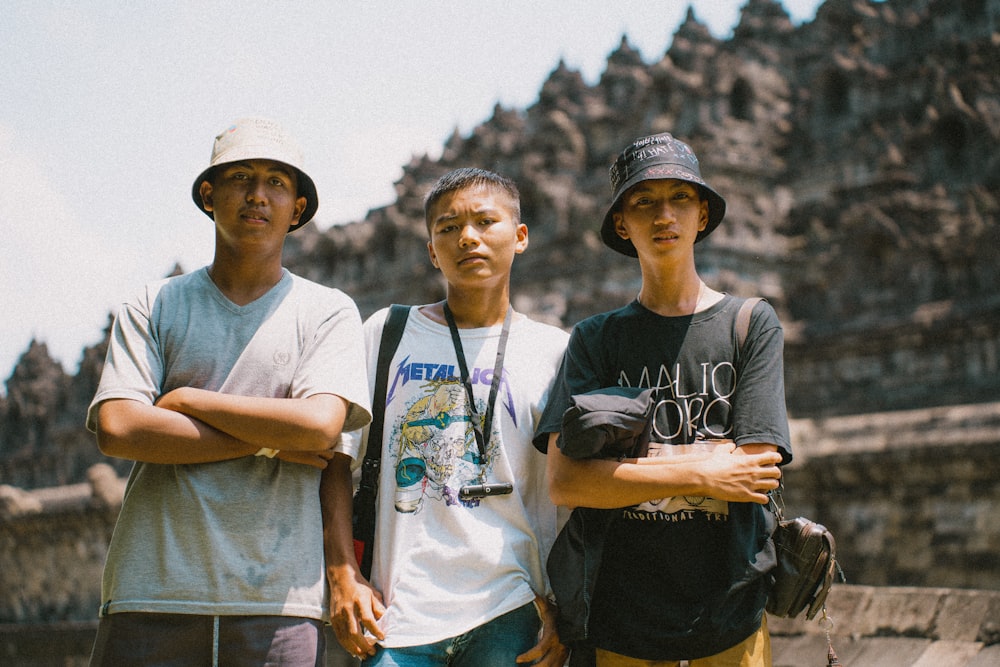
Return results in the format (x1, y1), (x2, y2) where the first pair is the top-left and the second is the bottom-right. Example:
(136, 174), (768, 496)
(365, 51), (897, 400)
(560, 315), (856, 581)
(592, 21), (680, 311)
(0, 0), (824, 387)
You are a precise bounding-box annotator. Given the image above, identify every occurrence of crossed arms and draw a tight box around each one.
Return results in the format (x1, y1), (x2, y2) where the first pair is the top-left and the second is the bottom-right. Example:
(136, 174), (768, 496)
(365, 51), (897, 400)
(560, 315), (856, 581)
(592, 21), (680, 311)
(94, 388), (348, 468)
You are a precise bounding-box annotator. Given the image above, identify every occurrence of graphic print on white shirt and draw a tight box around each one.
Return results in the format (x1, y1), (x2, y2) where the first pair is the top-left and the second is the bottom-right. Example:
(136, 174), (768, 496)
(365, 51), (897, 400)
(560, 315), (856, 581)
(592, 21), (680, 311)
(386, 356), (513, 513)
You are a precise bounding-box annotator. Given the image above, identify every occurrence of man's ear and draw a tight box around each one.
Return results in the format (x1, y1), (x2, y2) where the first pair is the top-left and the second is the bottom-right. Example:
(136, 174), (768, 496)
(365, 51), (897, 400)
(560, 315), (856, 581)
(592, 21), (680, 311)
(199, 181), (214, 212)
(614, 212), (630, 240)
(514, 222), (529, 254)
(698, 200), (709, 232)
(291, 195), (307, 226)
(427, 241), (440, 269)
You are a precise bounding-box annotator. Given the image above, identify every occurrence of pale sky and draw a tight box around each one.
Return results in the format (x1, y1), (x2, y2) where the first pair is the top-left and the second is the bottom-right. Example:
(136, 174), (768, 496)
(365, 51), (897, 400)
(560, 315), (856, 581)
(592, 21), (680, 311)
(0, 0), (823, 386)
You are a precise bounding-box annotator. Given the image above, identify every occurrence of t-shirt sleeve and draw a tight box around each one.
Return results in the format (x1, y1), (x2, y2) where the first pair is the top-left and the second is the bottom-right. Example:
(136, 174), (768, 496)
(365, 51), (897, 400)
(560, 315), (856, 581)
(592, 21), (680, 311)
(292, 292), (373, 435)
(86, 296), (162, 433)
(337, 307), (390, 465)
(533, 322), (603, 452)
(733, 301), (793, 464)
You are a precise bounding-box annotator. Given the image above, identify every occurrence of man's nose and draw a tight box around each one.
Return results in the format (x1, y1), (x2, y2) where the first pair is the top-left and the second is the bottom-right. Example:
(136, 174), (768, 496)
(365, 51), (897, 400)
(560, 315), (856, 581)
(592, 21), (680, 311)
(653, 201), (676, 223)
(458, 224), (479, 247)
(246, 177), (268, 203)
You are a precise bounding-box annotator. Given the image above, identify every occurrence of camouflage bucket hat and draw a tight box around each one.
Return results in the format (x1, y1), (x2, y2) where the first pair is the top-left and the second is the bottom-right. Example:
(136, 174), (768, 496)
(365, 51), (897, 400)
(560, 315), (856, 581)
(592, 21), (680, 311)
(601, 132), (726, 256)
(191, 117), (318, 232)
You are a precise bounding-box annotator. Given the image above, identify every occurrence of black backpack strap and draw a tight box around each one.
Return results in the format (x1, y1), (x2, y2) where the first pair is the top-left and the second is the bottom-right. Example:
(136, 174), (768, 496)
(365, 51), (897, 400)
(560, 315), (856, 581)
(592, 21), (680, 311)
(356, 304), (410, 577)
(361, 303), (410, 478)
(364, 304), (410, 468)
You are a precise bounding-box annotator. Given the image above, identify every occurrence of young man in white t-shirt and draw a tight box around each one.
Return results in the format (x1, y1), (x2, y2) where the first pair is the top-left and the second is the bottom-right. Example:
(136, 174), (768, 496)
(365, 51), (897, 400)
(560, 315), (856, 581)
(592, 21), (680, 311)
(329, 168), (570, 667)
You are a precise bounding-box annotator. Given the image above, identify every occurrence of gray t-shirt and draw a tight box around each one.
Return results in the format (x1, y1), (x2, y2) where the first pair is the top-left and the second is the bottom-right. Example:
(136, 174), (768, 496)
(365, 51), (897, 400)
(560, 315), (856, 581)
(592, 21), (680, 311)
(88, 267), (371, 620)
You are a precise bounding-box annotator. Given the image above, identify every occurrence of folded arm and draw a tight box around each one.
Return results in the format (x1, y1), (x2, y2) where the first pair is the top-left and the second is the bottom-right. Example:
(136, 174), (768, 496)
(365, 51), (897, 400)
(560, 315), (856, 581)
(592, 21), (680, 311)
(95, 391), (348, 465)
(95, 397), (256, 464)
(155, 387), (348, 450)
(545, 432), (781, 509)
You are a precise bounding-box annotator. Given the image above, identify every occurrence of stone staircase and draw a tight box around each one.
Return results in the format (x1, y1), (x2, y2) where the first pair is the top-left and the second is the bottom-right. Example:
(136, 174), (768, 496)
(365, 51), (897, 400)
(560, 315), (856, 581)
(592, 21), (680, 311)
(770, 585), (1000, 666)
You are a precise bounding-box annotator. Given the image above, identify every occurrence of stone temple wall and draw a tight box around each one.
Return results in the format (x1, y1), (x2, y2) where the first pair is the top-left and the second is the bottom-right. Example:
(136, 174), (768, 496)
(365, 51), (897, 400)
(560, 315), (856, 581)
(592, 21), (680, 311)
(2, 405), (1000, 663)
(784, 401), (1000, 589)
(4, 404), (1000, 623)
(0, 464), (122, 625)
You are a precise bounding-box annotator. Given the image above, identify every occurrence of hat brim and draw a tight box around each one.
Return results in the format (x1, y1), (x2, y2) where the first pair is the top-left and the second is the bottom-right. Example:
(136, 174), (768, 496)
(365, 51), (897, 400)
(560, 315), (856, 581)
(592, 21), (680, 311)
(600, 168), (726, 257)
(191, 163), (318, 233)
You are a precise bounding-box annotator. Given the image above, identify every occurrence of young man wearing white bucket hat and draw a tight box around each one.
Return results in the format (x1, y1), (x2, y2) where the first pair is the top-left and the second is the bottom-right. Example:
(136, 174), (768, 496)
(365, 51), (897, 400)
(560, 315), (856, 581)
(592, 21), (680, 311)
(87, 117), (372, 665)
(535, 132), (792, 666)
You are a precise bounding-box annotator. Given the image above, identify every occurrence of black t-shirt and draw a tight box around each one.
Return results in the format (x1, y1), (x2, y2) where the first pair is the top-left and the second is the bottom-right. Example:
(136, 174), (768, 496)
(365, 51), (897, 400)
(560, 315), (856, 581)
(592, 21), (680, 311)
(536, 295), (792, 660)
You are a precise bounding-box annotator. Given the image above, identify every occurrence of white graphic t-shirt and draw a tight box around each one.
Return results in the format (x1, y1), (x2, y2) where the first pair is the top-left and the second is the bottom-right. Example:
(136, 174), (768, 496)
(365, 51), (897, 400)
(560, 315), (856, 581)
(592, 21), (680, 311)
(342, 305), (568, 647)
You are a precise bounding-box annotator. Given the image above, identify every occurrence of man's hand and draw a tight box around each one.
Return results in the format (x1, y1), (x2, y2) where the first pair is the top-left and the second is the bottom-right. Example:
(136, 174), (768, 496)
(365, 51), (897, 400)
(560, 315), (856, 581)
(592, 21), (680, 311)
(516, 596), (569, 666)
(700, 444), (781, 504)
(274, 446), (336, 470)
(328, 566), (385, 660)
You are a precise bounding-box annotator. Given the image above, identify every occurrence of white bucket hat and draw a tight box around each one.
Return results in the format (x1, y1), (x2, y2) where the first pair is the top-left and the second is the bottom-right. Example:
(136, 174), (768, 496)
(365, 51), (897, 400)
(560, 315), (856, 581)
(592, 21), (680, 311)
(191, 117), (318, 232)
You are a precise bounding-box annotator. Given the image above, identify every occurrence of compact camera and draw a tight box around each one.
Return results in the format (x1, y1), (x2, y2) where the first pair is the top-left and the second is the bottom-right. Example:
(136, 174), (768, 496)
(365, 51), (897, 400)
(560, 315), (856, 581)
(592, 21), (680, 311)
(458, 482), (513, 501)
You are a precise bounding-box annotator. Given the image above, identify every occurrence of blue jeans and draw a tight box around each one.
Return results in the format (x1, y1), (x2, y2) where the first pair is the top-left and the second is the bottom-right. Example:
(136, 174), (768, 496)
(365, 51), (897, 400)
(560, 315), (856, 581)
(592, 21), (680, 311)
(364, 601), (541, 667)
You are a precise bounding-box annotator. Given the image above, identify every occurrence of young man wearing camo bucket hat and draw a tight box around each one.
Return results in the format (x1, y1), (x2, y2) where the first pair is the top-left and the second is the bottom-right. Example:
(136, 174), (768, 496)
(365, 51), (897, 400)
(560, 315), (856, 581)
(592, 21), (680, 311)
(535, 133), (792, 666)
(87, 117), (372, 665)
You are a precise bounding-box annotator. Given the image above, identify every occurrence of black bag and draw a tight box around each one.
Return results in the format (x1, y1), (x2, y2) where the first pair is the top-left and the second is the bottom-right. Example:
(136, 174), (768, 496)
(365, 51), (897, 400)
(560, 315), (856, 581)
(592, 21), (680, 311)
(352, 305), (409, 579)
(765, 490), (844, 620)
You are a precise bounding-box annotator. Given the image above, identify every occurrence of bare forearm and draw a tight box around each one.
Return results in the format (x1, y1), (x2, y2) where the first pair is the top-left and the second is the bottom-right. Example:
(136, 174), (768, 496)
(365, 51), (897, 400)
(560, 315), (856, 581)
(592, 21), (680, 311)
(322, 454), (385, 656)
(321, 454), (361, 573)
(96, 399), (257, 464)
(546, 433), (781, 508)
(157, 388), (348, 451)
(546, 437), (711, 508)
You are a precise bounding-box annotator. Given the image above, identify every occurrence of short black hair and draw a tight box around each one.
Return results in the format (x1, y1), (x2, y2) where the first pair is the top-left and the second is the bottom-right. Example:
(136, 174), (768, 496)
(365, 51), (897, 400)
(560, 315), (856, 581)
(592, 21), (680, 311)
(423, 168), (521, 232)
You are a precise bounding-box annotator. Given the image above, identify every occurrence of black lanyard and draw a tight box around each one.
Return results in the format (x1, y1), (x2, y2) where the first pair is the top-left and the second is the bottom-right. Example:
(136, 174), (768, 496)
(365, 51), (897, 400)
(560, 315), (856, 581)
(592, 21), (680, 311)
(442, 303), (513, 466)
